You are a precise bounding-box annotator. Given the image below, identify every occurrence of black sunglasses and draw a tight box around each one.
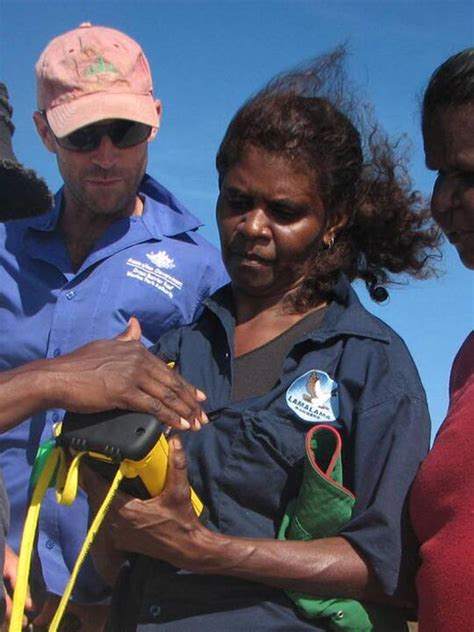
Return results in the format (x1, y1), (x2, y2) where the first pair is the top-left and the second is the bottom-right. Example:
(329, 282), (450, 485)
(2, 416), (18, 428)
(43, 114), (152, 152)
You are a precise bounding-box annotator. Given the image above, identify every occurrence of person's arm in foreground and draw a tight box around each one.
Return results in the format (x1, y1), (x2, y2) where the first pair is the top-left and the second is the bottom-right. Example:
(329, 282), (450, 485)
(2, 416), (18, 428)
(0, 317), (207, 433)
(1, 318), (207, 624)
(84, 436), (393, 605)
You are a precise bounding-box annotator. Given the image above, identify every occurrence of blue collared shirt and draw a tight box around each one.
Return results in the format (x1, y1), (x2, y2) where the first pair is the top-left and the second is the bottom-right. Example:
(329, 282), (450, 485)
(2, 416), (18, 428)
(113, 277), (430, 630)
(0, 174), (228, 601)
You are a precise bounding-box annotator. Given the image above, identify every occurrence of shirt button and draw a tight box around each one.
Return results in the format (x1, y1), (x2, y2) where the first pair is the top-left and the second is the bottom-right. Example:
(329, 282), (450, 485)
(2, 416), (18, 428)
(52, 412), (59, 422)
(149, 605), (161, 618)
(53, 348), (61, 357)
(65, 290), (76, 300)
(45, 539), (55, 550)
(225, 352), (230, 358)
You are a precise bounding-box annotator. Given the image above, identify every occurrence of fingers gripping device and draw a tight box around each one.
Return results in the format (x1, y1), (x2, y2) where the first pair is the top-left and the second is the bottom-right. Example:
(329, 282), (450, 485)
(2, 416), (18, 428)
(9, 409), (204, 632)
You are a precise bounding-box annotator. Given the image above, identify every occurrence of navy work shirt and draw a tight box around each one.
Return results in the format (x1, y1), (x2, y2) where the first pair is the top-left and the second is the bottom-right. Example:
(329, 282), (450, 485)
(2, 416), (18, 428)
(0, 174), (228, 602)
(110, 277), (430, 630)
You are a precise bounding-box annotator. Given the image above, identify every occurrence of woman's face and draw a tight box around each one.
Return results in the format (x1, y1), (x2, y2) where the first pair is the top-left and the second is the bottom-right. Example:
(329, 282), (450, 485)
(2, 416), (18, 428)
(216, 145), (341, 301)
(424, 104), (474, 269)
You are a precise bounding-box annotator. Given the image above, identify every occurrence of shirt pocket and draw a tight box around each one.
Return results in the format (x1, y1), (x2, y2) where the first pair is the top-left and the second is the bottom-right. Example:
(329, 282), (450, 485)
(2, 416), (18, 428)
(216, 409), (308, 537)
(95, 263), (182, 344)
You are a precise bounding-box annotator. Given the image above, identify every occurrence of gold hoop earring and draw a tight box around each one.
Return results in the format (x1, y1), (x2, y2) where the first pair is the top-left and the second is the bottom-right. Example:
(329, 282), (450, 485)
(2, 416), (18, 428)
(324, 236), (335, 250)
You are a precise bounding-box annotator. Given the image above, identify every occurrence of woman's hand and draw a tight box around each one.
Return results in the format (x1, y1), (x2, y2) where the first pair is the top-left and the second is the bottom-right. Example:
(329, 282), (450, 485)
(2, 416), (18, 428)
(82, 436), (215, 574)
(112, 436), (209, 567)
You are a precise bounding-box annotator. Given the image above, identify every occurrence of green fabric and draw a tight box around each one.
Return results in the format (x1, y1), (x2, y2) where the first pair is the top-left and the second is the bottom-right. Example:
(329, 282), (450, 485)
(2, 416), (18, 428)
(277, 425), (405, 631)
(30, 438), (58, 489)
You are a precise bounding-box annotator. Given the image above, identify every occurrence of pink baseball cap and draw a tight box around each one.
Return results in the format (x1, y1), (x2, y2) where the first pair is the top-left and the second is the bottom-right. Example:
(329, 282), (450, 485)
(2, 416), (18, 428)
(36, 22), (160, 138)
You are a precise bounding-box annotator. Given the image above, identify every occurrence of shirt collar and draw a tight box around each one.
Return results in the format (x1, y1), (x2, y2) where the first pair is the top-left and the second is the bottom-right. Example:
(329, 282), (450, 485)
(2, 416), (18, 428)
(24, 189), (62, 232)
(203, 276), (390, 345)
(24, 173), (203, 239)
(201, 285), (234, 343)
(312, 275), (390, 343)
(139, 174), (203, 237)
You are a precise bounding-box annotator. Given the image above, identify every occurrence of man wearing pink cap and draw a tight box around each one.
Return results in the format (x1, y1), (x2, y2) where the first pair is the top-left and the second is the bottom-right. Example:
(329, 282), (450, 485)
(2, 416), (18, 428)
(0, 23), (227, 631)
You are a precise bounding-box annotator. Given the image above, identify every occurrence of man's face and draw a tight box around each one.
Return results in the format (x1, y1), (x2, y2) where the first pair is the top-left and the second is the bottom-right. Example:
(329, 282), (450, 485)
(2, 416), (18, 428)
(56, 130), (148, 219)
(34, 114), (155, 220)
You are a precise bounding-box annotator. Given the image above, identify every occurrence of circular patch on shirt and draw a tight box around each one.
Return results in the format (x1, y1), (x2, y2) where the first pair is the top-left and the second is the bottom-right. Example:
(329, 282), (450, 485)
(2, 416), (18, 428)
(286, 369), (339, 422)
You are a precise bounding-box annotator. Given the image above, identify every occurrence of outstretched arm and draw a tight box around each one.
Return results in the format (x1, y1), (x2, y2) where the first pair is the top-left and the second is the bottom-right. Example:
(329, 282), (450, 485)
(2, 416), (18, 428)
(0, 318), (207, 433)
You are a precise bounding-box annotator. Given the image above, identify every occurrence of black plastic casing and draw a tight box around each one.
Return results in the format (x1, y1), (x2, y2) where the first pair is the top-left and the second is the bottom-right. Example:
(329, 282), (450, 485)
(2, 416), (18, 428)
(58, 409), (164, 462)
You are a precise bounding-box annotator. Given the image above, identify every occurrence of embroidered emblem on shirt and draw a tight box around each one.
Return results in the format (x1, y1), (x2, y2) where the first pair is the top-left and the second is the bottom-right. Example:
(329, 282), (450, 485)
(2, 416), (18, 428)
(126, 255), (183, 300)
(286, 370), (339, 422)
(146, 250), (176, 270)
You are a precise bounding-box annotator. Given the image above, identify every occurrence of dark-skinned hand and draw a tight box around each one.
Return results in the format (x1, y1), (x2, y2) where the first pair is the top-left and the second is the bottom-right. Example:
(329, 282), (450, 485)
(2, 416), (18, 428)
(0, 317), (208, 432)
(82, 435), (214, 577)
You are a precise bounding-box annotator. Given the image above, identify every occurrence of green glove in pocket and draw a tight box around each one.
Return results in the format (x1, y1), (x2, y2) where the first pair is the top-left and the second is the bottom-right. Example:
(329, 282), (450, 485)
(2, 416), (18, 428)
(278, 424), (405, 631)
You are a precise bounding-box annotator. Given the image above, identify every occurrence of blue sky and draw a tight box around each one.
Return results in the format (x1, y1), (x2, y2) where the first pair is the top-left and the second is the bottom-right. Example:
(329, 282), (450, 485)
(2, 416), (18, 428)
(1, 0), (473, 438)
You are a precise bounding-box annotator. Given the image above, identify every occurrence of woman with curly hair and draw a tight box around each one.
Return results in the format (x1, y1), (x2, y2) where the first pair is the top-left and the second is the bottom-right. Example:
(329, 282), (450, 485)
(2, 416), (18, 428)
(85, 49), (439, 631)
(410, 48), (474, 632)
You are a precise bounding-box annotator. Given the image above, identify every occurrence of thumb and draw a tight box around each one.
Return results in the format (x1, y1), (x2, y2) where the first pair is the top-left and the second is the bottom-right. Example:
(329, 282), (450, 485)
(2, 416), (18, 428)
(115, 316), (142, 342)
(166, 435), (190, 494)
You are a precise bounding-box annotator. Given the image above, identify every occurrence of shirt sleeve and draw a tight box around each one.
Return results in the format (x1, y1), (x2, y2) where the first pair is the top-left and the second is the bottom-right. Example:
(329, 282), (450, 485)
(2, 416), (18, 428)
(339, 391), (430, 599)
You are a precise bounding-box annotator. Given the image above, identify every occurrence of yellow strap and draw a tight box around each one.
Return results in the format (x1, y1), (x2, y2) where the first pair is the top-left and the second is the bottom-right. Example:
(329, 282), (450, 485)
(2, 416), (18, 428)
(9, 450), (122, 631)
(49, 464), (125, 632)
(8, 448), (61, 632)
(55, 451), (86, 506)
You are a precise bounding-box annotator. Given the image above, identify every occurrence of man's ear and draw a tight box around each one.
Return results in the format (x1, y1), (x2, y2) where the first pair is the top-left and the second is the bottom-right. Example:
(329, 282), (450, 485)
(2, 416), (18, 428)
(149, 100), (162, 142)
(33, 111), (57, 154)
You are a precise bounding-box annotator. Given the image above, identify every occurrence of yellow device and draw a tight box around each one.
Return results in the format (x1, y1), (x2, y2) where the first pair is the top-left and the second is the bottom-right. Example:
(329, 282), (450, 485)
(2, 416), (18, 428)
(59, 409), (204, 514)
(9, 410), (205, 632)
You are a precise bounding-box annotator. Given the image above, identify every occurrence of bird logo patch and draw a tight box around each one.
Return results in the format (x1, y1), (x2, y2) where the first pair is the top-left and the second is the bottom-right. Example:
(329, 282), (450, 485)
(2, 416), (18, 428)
(286, 370), (339, 422)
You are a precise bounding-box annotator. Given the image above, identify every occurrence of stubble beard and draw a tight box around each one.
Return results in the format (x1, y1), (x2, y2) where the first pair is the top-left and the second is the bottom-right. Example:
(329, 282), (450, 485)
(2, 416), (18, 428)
(58, 146), (147, 222)
(63, 167), (145, 222)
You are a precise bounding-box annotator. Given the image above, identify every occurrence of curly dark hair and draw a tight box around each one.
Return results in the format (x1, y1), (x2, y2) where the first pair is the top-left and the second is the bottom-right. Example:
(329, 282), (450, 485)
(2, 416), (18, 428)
(216, 48), (440, 307)
(422, 47), (474, 132)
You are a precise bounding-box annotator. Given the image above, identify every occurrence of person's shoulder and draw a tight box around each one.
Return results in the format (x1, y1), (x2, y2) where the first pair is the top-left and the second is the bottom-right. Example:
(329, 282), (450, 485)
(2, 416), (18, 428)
(139, 175), (225, 264)
(176, 230), (223, 261)
(361, 312), (427, 401)
(155, 285), (230, 345)
(0, 215), (30, 233)
(332, 285), (427, 401)
(0, 214), (32, 248)
(158, 232), (228, 292)
(343, 282), (417, 354)
(330, 280), (416, 357)
(0, 192), (60, 247)
(365, 310), (414, 354)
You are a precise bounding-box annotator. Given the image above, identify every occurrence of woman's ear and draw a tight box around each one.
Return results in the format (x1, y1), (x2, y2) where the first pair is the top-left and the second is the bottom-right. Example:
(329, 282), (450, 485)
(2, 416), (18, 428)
(323, 203), (350, 247)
